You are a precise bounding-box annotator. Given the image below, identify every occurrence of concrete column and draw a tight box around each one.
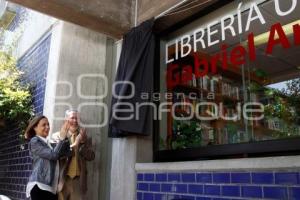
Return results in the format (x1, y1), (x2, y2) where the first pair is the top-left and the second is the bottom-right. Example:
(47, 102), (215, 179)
(110, 135), (152, 200)
(110, 137), (137, 200)
(44, 22), (153, 200)
(109, 40), (153, 200)
(43, 21), (113, 200)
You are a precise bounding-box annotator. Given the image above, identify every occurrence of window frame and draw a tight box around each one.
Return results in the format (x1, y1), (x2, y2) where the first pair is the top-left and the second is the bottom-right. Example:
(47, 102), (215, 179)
(153, 0), (300, 162)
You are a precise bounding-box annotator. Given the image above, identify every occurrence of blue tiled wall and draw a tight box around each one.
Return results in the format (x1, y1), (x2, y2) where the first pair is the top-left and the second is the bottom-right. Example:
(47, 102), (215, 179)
(0, 34), (51, 200)
(136, 171), (300, 200)
(18, 34), (51, 115)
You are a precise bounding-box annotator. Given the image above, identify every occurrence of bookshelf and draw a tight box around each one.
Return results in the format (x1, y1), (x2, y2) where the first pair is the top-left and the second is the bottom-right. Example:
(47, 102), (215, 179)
(165, 52), (265, 150)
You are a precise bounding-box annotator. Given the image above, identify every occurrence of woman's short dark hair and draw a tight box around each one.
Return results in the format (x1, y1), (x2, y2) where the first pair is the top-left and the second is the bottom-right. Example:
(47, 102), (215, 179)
(25, 116), (47, 140)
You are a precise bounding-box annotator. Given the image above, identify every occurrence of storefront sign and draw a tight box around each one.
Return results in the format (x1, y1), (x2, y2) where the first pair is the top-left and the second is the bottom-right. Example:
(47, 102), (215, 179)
(166, 0), (300, 88)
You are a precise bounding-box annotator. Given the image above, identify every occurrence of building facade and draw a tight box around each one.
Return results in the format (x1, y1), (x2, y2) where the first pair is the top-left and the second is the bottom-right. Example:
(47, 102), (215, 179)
(0, 0), (300, 200)
(0, 4), (114, 200)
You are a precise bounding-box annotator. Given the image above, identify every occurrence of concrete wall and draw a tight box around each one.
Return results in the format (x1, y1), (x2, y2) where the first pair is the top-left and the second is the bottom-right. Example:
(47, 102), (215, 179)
(7, 0), (188, 38)
(137, 0), (182, 23)
(43, 21), (113, 200)
(7, 0), (132, 38)
(109, 135), (152, 200)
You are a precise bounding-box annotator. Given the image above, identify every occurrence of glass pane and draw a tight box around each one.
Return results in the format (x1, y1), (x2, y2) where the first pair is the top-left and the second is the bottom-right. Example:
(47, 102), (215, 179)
(158, 0), (300, 151)
(243, 0), (300, 142)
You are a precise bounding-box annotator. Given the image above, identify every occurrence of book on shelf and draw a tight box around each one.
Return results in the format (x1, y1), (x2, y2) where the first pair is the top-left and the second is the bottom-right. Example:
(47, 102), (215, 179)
(267, 119), (282, 131)
(235, 87), (239, 100)
(197, 77), (203, 89)
(192, 74), (197, 87)
(239, 131), (248, 143)
(181, 70), (191, 86)
(250, 93), (258, 101)
(222, 128), (228, 144)
(210, 76), (220, 93)
(202, 75), (210, 90)
(231, 86), (239, 100)
(184, 96), (192, 115)
(221, 82), (228, 96)
(208, 129), (214, 140)
(221, 82), (240, 100)
(173, 93), (194, 115)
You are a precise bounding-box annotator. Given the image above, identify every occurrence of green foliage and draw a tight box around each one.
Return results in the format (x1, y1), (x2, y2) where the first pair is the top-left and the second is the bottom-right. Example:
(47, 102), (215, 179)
(282, 78), (300, 123)
(0, 51), (33, 130)
(254, 68), (268, 78)
(263, 79), (300, 124)
(249, 81), (297, 124)
(171, 121), (202, 150)
(226, 122), (239, 143)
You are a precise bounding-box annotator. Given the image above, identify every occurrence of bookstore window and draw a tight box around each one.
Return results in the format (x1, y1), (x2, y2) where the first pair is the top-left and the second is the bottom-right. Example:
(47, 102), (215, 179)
(155, 0), (300, 161)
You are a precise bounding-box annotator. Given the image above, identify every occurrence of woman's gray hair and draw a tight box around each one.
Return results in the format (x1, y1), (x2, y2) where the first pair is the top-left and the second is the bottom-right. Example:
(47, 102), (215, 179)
(65, 109), (79, 119)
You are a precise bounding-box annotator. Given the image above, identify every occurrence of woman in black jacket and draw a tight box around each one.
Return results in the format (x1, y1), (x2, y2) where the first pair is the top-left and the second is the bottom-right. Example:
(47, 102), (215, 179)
(25, 116), (71, 200)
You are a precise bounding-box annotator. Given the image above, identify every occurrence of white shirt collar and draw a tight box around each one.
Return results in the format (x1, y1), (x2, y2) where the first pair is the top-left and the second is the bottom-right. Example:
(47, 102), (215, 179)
(37, 135), (48, 144)
(37, 135), (53, 149)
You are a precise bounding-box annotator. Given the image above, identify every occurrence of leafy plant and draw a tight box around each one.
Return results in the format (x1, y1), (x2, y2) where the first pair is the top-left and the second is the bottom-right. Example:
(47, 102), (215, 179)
(226, 122), (239, 143)
(0, 51), (33, 131)
(248, 81), (296, 124)
(282, 78), (300, 124)
(254, 68), (268, 78)
(171, 121), (202, 150)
